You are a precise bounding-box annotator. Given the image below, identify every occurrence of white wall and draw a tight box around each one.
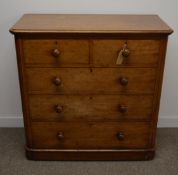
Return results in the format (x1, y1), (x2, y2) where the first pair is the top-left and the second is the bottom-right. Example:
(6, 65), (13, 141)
(0, 0), (177, 127)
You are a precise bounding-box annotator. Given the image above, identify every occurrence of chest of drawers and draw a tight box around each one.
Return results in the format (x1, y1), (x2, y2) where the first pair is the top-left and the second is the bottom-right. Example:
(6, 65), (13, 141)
(10, 14), (173, 160)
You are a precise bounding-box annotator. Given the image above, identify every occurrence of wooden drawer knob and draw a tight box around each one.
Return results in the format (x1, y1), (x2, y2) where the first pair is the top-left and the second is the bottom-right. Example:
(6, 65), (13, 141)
(122, 43), (130, 57)
(57, 132), (64, 140)
(118, 105), (127, 113)
(54, 105), (63, 113)
(119, 77), (128, 86)
(116, 43), (130, 65)
(53, 77), (61, 86)
(117, 132), (125, 141)
(51, 48), (60, 58)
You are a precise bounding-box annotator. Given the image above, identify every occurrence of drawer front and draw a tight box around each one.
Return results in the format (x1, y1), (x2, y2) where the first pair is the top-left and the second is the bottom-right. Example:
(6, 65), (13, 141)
(26, 68), (156, 94)
(23, 39), (89, 65)
(31, 122), (151, 149)
(29, 95), (153, 121)
(93, 40), (160, 66)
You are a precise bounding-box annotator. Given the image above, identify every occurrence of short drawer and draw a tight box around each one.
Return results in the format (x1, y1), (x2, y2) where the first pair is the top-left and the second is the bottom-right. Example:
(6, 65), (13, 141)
(29, 95), (153, 121)
(22, 39), (89, 65)
(93, 40), (160, 66)
(31, 122), (151, 149)
(26, 68), (156, 94)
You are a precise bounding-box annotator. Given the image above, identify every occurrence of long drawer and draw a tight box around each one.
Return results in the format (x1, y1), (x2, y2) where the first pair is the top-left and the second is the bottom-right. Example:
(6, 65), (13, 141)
(29, 95), (153, 121)
(31, 122), (151, 149)
(26, 68), (156, 94)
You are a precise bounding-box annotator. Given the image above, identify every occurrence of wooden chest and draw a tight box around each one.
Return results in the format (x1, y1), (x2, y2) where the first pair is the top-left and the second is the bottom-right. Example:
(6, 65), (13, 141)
(10, 14), (173, 160)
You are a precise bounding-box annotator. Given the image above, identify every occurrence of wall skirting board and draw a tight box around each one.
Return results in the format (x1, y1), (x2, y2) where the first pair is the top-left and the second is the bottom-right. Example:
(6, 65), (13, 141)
(0, 116), (178, 128)
(0, 116), (24, 128)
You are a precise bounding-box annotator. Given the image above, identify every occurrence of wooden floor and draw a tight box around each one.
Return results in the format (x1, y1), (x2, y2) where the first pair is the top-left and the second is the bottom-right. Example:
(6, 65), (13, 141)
(0, 128), (177, 175)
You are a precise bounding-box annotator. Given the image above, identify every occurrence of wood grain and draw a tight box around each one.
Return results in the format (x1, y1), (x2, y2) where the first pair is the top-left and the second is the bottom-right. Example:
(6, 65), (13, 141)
(23, 39), (89, 65)
(93, 40), (160, 66)
(29, 95), (153, 121)
(26, 68), (156, 94)
(31, 122), (151, 149)
(10, 14), (173, 34)
(26, 147), (155, 161)
(10, 14), (173, 160)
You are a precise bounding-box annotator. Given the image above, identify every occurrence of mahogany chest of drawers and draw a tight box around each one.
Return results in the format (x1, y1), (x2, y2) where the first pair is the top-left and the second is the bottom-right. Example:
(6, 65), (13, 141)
(10, 14), (173, 160)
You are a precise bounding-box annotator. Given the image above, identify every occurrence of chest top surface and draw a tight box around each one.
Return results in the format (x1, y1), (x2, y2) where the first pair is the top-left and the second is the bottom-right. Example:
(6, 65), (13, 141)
(10, 14), (173, 35)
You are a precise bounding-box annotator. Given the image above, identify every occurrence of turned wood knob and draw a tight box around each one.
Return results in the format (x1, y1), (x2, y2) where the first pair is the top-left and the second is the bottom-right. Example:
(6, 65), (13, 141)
(119, 77), (128, 86)
(54, 105), (63, 113)
(122, 44), (130, 57)
(57, 132), (64, 140)
(117, 132), (125, 141)
(118, 105), (127, 113)
(53, 77), (61, 86)
(51, 48), (60, 58)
